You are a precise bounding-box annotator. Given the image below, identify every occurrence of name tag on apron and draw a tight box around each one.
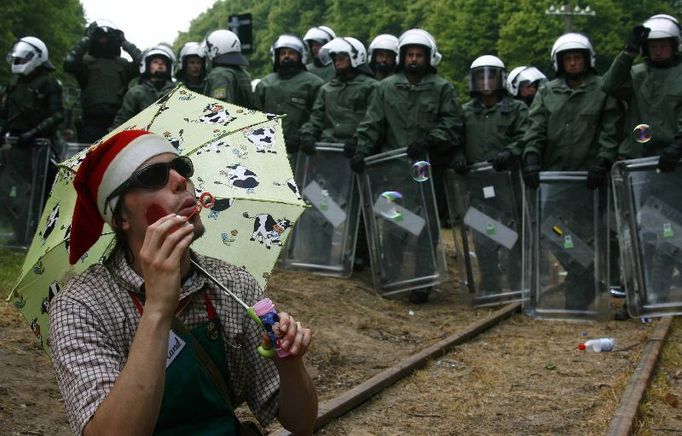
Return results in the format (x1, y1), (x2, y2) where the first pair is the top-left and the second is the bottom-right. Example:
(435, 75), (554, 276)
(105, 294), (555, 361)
(167, 331), (187, 368)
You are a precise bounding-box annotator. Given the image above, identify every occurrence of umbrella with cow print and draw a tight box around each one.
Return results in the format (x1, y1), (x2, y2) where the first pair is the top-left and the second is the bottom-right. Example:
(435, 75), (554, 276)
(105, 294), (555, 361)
(7, 85), (306, 353)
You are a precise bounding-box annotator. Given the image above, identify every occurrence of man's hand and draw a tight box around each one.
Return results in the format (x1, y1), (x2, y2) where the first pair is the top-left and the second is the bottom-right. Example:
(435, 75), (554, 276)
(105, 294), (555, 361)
(658, 142), (682, 172)
(492, 149), (513, 172)
(450, 154), (468, 175)
(299, 133), (316, 155)
(522, 153), (541, 189)
(343, 137), (357, 158)
(17, 129), (37, 146)
(285, 135), (300, 154)
(624, 24), (650, 54)
(350, 153), (366, 173)
(586, 158), (612, 190)
(265, 312), (312, 357)
(138, 214), (194, 318)
(406, 139), (428, 160)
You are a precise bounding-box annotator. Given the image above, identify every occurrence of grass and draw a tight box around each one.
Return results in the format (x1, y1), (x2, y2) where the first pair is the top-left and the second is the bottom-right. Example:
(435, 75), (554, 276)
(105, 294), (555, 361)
(0, 248), (26, 299)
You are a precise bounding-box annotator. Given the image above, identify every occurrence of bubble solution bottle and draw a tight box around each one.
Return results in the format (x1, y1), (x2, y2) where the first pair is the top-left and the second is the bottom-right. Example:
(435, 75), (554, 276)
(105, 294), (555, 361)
(578, 337), (615, 352)
(252, 298), (290, 358)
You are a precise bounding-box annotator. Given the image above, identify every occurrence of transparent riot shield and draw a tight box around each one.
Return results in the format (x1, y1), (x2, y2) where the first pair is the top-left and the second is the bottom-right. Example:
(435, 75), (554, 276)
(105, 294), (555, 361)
(361, 148), (448, 296)
(523, 172), (609, 320)
(281, 143), (360, 277)
(0, 138), (51, 248)
(63, 142), (89, 160)
(612, 157), (682, 317)
(445, 163), (525, 307)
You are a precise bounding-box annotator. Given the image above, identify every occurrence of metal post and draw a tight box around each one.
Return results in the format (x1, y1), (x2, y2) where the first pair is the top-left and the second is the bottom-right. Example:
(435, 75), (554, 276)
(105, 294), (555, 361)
(545, 4), (596, 33)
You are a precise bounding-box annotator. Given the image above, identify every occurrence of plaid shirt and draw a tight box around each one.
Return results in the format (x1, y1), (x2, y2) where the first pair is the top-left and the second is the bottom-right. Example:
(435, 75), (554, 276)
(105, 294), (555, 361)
(49, 250), (280, 434)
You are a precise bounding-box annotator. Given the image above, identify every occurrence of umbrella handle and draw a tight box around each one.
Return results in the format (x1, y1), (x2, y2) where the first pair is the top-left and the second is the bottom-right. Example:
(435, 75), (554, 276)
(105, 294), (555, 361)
(248, 306), (277, 359)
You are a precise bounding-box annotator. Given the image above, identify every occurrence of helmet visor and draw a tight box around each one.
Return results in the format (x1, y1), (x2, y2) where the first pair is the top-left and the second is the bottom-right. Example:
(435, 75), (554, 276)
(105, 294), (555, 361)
(469, 66), (505, 93)
(6, 43), (37, 65)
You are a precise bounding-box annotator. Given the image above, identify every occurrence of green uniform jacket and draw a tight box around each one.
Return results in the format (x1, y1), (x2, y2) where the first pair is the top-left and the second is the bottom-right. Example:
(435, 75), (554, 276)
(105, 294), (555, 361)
(0, 69), (64, 137)
(112, 79), (175, 128)
(63, 38), (142, 118)
(204, 65), (254, 108)
(356, 71), (463, 158)
(300, 73), (378, 143)
(179, 77), (207, 95)
(522, 74), (621, 170)
(254, 70), (323, 146)
(461, 95), (529, 163)
(602, 52), (682, 158)
(305, 62), (336, 82)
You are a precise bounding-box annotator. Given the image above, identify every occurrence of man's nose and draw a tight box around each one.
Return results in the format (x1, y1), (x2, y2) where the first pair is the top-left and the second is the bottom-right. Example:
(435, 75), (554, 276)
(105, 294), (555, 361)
(169, 169), (188, 191)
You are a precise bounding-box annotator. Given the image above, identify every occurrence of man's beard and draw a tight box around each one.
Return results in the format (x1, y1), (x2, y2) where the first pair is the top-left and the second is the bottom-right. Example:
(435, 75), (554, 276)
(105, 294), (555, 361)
(278, 58), (300, 76)
(374, 62), (394, 74)
(406, 63), (428, 76)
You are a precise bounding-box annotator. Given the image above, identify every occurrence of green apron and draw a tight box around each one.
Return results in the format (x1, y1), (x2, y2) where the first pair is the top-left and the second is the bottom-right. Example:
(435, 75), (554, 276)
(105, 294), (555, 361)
(130, 290), (239, 435)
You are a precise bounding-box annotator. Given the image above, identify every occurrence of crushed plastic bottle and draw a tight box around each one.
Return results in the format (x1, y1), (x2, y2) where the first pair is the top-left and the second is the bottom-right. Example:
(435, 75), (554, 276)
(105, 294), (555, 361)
(578, 337), (615, 352)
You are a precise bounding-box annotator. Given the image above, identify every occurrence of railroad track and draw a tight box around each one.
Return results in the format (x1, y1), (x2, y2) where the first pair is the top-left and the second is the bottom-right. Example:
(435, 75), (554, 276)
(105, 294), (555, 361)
(271, 305), (673, 436)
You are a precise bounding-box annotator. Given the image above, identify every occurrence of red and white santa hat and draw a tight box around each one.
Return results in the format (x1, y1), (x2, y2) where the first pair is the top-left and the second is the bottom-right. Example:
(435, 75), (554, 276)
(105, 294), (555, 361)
(69, 129), (178, 264)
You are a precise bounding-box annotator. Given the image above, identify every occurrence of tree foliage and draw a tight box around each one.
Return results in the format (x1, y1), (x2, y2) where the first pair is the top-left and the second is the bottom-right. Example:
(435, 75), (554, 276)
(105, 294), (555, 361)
(0, 0), (86, 85)
(177, 0), (681, 98)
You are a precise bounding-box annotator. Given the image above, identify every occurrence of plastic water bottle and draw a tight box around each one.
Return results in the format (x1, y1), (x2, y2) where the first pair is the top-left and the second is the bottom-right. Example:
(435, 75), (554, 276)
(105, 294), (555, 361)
(578, 337), (615, 352)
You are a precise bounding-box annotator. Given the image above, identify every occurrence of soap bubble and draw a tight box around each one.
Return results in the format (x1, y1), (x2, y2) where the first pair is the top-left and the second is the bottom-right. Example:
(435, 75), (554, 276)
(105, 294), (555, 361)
(633, 124), (652, 144)
(410, 160), (431, 182)
(378, 191), (403, 220)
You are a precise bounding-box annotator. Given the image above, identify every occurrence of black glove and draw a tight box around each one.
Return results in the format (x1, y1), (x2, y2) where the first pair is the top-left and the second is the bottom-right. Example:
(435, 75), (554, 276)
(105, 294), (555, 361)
(113, 29), (125, 46)
(285, 135), (300, 154)
(658, 142), (682, 173)
(299, 133), (316, 155)
(624, 25), (650, 54)
(17, 129), (38, 147)
(85, 22), (98, 38)
(450, 154), (468, 175)
(406, 139), (428, 160)
(492, 149), (514, 172)
(522, 153), (541, 189)
(343, 137), (357, 158)
(350, 153), (367, 173)
(586, 158), (612, 190)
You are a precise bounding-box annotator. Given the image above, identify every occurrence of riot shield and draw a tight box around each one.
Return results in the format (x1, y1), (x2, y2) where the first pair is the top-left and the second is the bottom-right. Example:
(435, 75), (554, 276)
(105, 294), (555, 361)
(361, 148), (448, 296)
(281, 143), (360, 277)
(445, 163), (526, 307)
(0, 138), (51, 248)
(612, 157), (682, 317)
(523, 172), (609, 320)
(63, 142), (89, 160)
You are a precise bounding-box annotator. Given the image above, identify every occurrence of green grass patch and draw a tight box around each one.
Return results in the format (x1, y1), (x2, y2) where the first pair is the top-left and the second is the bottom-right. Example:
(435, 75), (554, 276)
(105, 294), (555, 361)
(0, 248), (26, 299)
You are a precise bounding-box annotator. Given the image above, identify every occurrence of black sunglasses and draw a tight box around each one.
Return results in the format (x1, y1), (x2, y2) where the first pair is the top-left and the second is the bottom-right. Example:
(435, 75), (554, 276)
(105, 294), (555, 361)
(105, 156), (194, 212)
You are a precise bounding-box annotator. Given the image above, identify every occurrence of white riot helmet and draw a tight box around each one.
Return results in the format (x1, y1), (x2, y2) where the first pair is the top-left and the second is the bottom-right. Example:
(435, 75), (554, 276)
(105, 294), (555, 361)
(179, 42), (205, 62)
(550, 32), (595, 73)
(303, 26), (336, 46)
(369, 34), (399, 59)
(140, 44), (175, 77)
(319, 37), (368, 68)
(202, 29), (247, 66)
(507, 66), (548, 96)
(6, 36), (54, 75)
(469, 55), (507, 94)
(270, 34), (307, 71)
(397, 29), (442, 67)
(644, 14), (680, 41)
(86, 19), (120, 36)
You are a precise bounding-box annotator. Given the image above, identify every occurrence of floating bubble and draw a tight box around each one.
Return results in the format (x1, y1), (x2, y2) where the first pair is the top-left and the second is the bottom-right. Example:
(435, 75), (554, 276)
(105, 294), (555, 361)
(633, 123), (652, 143)
(410, 160), (431, 182)
(378, 191), (403, 220)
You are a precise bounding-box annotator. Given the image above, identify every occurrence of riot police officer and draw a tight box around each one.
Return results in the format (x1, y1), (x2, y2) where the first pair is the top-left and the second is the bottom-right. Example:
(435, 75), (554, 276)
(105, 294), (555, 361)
(506, 66), (547, 107)
(112, 44), (176, 127)
(355, 29), (464, 303)
(0, 36), (63, 245)
(368, 34), (399, 80)
(299, 37), (378, 150)
(64, 20), (142, 143)
(303, 26), (336, 82)
(175, 42), (206, 94)
(603, 14), (682, 169)
(454, 55), (529, 293)
(521, 33), (622, 311)
(203, 29), (254, 108)
(254, 34), (323, 156)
